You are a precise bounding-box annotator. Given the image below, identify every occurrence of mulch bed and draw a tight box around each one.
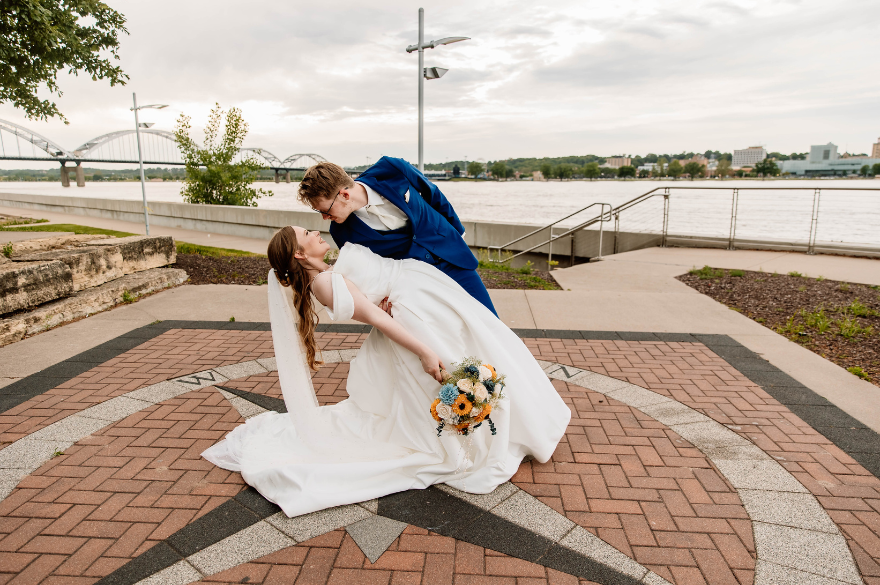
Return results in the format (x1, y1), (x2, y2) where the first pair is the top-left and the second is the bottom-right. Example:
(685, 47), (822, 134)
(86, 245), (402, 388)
(677, 268), (880, 386)
(173, 253), (561, 290)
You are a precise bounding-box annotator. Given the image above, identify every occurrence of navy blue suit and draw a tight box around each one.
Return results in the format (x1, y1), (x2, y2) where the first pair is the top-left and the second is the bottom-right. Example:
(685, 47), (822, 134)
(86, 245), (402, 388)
(329, 156), (497, 317)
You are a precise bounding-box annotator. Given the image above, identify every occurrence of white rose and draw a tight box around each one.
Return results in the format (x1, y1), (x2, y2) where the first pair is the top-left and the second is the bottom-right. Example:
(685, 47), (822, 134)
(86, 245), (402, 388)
(469, 406), (482, 418)
(478, 366), (492, 381)
(473, 383), (488, 402)
(457, 379), (474, 392)
(436, 403), (453, 420)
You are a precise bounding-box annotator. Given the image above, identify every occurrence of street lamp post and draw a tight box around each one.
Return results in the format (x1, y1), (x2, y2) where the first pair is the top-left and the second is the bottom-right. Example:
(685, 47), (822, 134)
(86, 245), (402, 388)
(131, 93), (168, 235)
(406, 8), (469, 172)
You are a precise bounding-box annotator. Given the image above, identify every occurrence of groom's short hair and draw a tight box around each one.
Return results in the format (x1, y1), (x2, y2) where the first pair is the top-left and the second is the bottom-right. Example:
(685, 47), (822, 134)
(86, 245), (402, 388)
(298, 162), (355, 206)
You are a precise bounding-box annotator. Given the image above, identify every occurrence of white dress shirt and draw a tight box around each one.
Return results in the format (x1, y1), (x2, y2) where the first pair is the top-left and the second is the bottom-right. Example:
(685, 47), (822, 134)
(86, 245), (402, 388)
(353, 181), (410, 232)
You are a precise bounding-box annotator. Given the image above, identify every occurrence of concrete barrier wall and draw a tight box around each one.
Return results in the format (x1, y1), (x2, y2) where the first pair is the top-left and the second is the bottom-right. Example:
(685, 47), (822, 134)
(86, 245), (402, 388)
(1, 193), (877, 264)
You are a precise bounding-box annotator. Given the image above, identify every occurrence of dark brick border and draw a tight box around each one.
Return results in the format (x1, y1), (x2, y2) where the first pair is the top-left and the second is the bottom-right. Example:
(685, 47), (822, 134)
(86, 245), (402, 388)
(3, 322), (878, 477)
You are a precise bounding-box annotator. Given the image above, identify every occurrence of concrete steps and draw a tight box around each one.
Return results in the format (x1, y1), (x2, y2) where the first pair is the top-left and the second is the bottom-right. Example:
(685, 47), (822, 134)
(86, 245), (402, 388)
(0, 234), (185, 346)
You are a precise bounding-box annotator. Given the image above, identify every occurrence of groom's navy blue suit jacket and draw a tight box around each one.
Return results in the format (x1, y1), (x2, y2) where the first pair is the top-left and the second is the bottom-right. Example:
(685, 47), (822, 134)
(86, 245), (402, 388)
(329, 156), (497, 316)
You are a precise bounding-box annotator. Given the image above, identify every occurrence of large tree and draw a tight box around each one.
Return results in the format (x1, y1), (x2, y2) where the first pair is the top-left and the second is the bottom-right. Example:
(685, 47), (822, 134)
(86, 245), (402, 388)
(683, 161), (705, 180)
(667, 159), (683, 179)
(1, 0), (129, 122)
(618, 165), (636, 179)
(583, 162), (600, 180)
(467, 161), (483, 178)
(754, 158), (779, 177)
(490, 161), (507, 180)
(174, 103), (272, 207)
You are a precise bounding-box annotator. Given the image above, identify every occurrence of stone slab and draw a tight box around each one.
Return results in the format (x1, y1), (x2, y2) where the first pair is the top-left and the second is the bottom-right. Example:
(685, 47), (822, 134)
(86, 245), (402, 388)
(0, 267), (188, 346)
(0, 259), (73, 314)
(267, 504), (372, 543)
(88, 235), (176, 274)
(17, 245), (124, 291)
(345, 515), (407, 563)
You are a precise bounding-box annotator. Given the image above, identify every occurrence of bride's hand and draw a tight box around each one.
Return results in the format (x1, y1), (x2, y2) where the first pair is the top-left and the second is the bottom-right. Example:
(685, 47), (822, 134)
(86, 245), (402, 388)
(419, 349), (445, 383)
(379, 297), (393, 316)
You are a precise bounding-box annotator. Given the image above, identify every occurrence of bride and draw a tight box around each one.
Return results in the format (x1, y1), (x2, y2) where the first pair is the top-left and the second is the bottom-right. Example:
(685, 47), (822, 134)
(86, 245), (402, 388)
(202, 225), (571, 517)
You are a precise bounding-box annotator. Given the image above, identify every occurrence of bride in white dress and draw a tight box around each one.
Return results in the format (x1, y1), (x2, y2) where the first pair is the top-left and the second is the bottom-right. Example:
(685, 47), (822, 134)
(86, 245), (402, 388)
(202, 226), (570, 518)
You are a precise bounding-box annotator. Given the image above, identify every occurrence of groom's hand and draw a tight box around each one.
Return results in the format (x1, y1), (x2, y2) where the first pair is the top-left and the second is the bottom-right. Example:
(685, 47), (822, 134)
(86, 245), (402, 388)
(379, 297), (393, 316)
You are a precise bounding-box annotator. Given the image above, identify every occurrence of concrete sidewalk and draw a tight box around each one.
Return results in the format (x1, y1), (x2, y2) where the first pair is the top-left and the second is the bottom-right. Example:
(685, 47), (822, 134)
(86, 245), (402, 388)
(0, 203), (270, 255)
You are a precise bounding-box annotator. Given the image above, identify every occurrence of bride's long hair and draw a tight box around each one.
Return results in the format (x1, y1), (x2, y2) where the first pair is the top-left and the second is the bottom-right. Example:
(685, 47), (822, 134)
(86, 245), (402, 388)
(267, 226), (323, 371)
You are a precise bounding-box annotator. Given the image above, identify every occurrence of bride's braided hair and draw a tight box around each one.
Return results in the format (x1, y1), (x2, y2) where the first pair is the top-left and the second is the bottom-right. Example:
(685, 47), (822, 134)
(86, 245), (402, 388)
(267, 226), (324, 371)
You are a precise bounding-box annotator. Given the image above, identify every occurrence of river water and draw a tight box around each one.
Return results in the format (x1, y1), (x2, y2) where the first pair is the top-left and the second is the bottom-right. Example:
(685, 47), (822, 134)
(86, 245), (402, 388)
(2, 179), (879, 246)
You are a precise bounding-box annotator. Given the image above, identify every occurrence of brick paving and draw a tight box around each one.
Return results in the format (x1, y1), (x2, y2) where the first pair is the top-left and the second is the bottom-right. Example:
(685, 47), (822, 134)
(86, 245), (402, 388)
(1, 330), (879, 584)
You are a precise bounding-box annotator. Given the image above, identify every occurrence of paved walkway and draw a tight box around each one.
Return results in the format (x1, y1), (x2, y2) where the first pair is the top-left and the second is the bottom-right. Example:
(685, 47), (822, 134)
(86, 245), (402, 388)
(1, 323), (878, 585)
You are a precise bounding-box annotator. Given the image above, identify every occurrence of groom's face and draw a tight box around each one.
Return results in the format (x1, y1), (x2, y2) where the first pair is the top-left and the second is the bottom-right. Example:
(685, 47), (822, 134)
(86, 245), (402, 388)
(311, 190), (354, 223)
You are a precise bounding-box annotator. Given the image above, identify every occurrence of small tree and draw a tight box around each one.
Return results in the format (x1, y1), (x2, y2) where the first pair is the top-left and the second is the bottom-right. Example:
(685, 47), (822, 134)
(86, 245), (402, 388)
(638, 168), (650, 178)
(1, 0), (129, 122)
(754, 158), (779, 177)
(667, 159), (683, 179)
(556, 164), (573, 180)
(654, 158), (667, 177)
(618, 165), (636, 179)
(860, 165), (871, 177)
(539, 163), (553, 180)
(490, 161), (507, 180)
(174, 103), (272, 207)
(467, 161), (483, 178)
(683, 162), (705, 180)
(716, 159), (731, 179)
(583, 162), (600, 181)
(873, 163), (880, 176)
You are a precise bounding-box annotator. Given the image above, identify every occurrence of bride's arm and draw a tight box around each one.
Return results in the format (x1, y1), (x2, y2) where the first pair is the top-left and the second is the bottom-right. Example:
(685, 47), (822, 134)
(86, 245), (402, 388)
(311, 274), (445, 382)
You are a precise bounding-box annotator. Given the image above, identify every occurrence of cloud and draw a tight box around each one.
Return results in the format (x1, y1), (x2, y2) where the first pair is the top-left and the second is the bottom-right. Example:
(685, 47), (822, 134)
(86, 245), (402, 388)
(1, 0), (879, 169)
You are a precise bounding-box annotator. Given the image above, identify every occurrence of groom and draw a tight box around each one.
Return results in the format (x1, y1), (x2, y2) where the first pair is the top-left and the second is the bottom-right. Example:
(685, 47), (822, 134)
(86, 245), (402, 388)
(297, 157), (497, 317)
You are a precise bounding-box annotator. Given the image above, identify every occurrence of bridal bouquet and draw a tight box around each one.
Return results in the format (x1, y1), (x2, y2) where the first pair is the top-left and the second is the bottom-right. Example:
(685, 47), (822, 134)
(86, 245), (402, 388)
(431, 357), (505, 437)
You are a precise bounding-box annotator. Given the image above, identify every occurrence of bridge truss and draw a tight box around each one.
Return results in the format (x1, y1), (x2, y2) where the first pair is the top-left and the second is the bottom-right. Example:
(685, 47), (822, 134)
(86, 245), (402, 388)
(0, 119), (331, 173)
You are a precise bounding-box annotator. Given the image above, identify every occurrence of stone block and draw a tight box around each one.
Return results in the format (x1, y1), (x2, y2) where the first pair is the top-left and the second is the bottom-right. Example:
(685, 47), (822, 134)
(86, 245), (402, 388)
(0, 260), (73, 315)
(88, 235), (176, 273)
(0, 267), (187, 346)
(16, 246), (124, 291)
(7, 234), (101, 257)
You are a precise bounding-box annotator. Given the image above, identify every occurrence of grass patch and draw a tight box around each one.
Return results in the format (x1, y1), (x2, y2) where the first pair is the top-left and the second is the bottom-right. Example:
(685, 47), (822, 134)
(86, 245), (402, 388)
(689, 265), (725, 280)
(848, 366), (870, 380)
(788, 271), (803, 277)
(121, 290), (135, 304)
(2, 241), (12, 258)
(0, 223), (137, 238)
(730, 269), (744, 277)
(0, 217), (48, 228)
(175, 241), (262, 257)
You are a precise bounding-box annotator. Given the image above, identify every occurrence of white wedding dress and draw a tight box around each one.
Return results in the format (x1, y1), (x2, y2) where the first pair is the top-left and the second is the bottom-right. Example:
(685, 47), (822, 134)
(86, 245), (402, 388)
(202, 243), (570, 517)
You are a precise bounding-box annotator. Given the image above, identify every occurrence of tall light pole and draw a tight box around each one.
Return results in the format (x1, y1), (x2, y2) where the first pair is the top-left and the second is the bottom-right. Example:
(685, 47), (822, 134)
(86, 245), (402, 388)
(406, 8), (469, 172)
(131, 93), (167, 235)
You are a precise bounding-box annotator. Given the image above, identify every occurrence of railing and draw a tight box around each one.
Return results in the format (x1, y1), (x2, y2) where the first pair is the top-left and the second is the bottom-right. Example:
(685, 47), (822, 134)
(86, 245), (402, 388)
(488, 186), (880, 263)
(488, 202), (611, 264)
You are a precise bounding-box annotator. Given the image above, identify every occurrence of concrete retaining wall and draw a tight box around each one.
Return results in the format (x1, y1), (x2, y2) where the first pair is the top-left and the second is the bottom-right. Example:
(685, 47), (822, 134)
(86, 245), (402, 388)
(1, 193), (878, 266)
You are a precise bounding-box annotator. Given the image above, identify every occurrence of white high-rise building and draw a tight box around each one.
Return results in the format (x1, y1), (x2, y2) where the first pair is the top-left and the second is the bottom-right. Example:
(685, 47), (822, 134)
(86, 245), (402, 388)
(732, 147), (767, 167)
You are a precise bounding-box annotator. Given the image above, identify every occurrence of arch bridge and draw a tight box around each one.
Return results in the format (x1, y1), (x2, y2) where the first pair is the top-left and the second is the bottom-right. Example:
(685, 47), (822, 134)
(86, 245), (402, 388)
(0, 119), (334, 187)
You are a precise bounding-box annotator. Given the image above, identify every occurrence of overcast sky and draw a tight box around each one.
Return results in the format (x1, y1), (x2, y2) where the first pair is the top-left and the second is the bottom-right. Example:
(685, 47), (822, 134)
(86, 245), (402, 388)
(2, 0), (879, 168)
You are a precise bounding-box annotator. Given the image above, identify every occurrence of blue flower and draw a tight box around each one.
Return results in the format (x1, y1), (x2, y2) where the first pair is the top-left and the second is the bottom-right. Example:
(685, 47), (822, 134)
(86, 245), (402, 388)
(439, 384), (459, 405)
(464, 365), (480, 376)
(484, 379), (496, 394)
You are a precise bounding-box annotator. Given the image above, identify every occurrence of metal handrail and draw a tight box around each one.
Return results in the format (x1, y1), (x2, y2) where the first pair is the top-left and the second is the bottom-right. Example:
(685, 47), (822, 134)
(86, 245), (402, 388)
(488, 202), (610, 263)
(487, 185), (880, 263)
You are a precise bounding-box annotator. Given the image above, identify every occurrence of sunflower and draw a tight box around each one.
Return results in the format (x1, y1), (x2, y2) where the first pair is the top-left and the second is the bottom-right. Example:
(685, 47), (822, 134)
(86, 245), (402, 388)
(453, 393), (473, 417)
(430, 398), (443, 422)
(474, 403), (492, 423)
(455, 422), (471, 433)
(483, 364), (497, 379)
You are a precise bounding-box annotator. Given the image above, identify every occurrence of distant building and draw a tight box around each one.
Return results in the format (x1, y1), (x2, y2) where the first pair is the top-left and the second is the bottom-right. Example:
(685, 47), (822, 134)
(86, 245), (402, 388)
(604, 157), (631, 168)
(637, 163), (657, 172)
(809, 143), (838, 162)
(777, 142), (880, 176)
(533, 171), (545, 181)
(732, 147), (767, 167)
(872, 137), (880, 159)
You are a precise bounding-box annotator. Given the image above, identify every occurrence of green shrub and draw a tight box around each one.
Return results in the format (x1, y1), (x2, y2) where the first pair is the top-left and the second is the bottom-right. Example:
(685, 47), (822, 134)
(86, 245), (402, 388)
(121, 290), (135, 304)
(847, 366), (870, 380)
(730, 269), (744, 277)
(845, 299), (878, 317)
(2, 241), (12, 258)
(836, 317), (873, 339)
(800, 308), (833, 333)
(788, 271), (803, 277)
